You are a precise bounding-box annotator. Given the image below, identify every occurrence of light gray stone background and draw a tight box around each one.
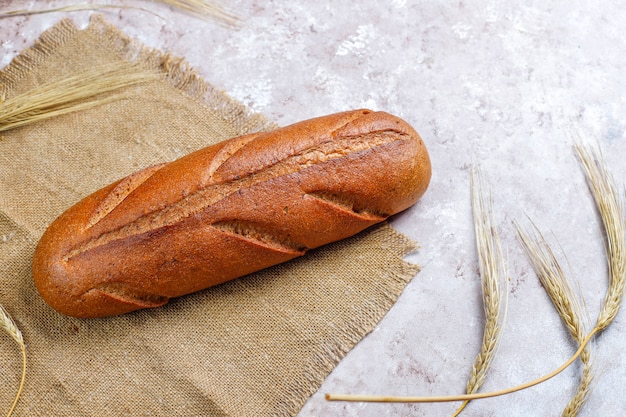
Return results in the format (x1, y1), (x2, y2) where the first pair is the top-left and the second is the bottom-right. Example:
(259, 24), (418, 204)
(2, 1), (625, 416)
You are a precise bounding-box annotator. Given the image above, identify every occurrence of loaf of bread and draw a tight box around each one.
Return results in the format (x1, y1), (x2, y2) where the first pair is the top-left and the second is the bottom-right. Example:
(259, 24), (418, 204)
(32, 110), (431, 318)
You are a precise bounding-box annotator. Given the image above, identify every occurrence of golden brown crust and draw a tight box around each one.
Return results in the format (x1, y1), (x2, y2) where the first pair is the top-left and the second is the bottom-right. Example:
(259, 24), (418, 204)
(32, 110), (431, 318)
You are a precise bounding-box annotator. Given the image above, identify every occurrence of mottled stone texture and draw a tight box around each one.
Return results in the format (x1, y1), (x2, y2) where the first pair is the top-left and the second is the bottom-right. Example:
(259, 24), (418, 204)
(2, 1), (625, 415)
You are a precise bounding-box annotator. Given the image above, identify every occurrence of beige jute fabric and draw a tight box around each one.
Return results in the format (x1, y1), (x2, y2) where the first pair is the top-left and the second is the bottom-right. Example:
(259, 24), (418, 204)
(0, 16), (420, 416)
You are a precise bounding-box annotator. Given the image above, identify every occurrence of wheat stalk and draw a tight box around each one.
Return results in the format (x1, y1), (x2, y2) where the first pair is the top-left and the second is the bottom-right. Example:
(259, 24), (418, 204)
(0, 1), (239, 26)
(451, 169), (507, 417)
(0, 305), (26, 417)
(516, 222), (593, 416)
(0, 63), (157, 133)
(326, 328), (597, 401)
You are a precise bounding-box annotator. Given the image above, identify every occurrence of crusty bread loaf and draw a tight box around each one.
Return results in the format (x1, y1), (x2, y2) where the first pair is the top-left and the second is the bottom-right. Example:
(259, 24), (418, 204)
(32, 110), (431, 318)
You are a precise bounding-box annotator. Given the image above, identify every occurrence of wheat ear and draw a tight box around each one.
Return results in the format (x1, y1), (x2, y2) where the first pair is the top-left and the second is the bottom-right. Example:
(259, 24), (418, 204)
(516, 222), (593, 416)
(451, 169), (507, 417)
(0, 63), (157, 133)
(575, 144), (626, 332)
(0, 305), (26, 417)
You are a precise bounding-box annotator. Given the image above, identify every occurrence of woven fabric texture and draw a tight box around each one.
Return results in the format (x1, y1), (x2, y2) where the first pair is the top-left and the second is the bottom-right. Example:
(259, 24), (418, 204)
(0, 16), (419, 416)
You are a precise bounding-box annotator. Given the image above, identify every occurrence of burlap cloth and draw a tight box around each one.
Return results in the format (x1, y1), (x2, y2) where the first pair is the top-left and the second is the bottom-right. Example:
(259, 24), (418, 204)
(0, 16), (420, 416)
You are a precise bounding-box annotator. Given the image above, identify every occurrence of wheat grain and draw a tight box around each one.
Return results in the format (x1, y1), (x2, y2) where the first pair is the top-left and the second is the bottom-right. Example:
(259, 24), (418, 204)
(0, 63), (157, 133)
